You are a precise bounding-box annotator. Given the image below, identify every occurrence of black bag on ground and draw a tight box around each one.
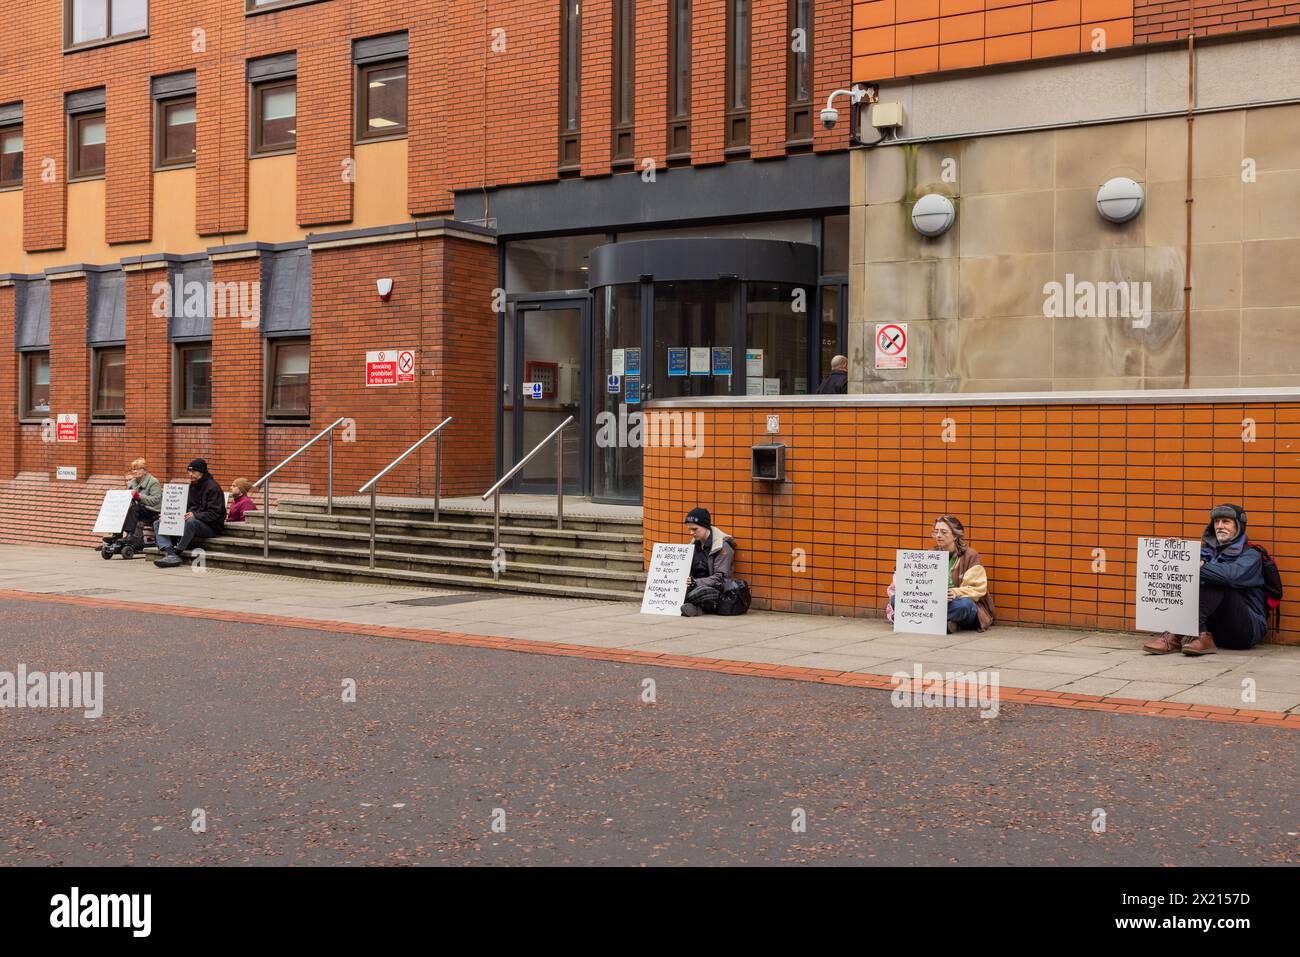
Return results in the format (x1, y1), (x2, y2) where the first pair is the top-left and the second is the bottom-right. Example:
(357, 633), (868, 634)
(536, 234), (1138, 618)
(715, 579), (752, 616)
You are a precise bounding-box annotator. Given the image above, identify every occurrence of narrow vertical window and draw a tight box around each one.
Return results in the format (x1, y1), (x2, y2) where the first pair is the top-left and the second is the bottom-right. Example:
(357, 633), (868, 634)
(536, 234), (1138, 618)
(70, 111), (106, 180)
(156, 97), (196, 168)
(787, 0), (813, 143)
(559, 0), (581, 172)
(252, 79), (296, 155)
(0, 124), (22, 188)
(611, 0), (635, 165)
(357, 60), (408, 140)
(667, 0), (691, 158)
(725, 0), (750, 150)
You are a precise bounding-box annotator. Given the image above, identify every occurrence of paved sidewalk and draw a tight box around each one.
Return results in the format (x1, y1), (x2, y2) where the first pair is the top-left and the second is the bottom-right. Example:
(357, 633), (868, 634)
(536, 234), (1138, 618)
(4, 545), (1299, 718)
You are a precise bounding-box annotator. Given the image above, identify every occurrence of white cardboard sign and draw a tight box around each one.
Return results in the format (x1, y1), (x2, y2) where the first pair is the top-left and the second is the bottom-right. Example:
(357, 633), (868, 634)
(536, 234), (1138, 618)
(893, 549), (949, 635)
(1136, 537), (1200, 636)
(93, 490), (135, 534)
(158, 483), (189, 537)
(640, 543), (694, 617)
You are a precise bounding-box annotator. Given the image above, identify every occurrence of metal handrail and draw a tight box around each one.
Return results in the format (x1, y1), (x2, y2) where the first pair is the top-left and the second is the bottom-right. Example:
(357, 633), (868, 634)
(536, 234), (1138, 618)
(252, 416), (350, 558)
(358, 416), (453, 568)
(481, 415), (574, 580)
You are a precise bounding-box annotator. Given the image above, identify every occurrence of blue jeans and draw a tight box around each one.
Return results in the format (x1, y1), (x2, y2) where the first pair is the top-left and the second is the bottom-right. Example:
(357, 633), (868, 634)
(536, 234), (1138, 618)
(889, 595), (981, 630)
(153, 517), (217, 554)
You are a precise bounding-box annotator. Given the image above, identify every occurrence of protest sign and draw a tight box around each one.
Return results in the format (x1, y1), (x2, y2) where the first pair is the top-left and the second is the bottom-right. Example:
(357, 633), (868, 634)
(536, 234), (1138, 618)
(640, 543), (694, 616)
(1136, 537), (1200, 636)
(893, 549), (949, 635)
(158, 483), (189, 537)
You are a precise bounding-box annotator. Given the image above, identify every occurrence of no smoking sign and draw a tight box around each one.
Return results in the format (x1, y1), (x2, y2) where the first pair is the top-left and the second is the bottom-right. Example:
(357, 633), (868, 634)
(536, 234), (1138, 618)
(875, 323), (908, 370)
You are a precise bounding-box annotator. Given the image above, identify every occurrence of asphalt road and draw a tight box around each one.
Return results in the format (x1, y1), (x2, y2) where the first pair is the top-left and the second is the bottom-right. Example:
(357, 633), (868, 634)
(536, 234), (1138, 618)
(0, 598), (1296, 866)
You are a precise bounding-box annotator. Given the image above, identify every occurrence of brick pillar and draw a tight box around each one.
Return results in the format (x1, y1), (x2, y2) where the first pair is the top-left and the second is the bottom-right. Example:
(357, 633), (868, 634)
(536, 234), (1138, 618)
(408, 16), (453, 215)
(196, 58), (248, 237)
(209, 255), (265, 484)
(47, 274), (90, 479)
(297, 35), (355, 227)
(580, 0), (614, 176)
(750, 0), (788, 159)
(812, 0), (851, 154)
(634, 0), (669, 172)
(0, 284), (17, 480)
(691, 0), (727, 165)
(23, 89), (67, 253)
(123, 265), (173, 475)
(105, 73), (153, 245)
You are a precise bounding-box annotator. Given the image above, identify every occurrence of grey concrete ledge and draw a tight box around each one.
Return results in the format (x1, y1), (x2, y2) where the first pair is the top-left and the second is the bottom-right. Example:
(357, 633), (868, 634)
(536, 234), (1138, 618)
(647, 387), (1300, 409)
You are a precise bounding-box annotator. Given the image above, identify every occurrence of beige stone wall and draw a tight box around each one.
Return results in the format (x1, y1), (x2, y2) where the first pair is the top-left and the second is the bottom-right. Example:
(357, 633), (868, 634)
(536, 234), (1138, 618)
(848, 102), (1300, 393)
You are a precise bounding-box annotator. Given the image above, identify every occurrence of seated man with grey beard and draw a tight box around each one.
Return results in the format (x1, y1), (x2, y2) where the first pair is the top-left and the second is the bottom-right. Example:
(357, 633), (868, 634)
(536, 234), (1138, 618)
(1143, 504), (1269, 656)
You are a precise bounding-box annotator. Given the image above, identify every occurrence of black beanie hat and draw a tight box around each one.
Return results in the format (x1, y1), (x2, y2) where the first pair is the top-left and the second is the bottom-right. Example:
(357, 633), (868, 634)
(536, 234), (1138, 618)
(187, 458), (209, 473)
(684, 507), (711, 529)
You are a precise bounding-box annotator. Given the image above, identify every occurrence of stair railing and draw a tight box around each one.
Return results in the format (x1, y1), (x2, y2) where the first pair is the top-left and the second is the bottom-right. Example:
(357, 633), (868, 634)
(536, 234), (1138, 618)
(253, 416), (352, 559)
(358, 417), (454, 569)
(480, 415), (574, 580)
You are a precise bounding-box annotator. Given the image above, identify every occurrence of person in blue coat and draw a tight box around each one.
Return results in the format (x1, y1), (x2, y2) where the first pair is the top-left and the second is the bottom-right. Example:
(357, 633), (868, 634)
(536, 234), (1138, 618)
(1144, 503), (1267, 655)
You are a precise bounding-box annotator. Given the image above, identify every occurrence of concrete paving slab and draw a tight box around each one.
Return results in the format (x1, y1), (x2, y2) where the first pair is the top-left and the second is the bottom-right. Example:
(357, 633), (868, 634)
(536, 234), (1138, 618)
(998, 654), (1126, 676)
(1109, 680), (1197, 701)
(1166, 686), (1300, 712)
(1050, 676), (1132, 697)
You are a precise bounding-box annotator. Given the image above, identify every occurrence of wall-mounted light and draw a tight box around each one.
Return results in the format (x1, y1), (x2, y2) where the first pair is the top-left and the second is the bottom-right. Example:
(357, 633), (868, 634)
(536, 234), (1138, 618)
(911, 194), (955, 237)
(1096, 177), (1145, 223)
(376, 278), (394, 300)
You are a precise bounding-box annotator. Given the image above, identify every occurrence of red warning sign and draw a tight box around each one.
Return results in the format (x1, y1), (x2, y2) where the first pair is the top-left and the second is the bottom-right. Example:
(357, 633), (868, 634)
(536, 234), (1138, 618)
(366, 349), (416, 386)
(875, 323), (908, 370)
(56, 413), (78, 443)
(397, 350), (416, 383)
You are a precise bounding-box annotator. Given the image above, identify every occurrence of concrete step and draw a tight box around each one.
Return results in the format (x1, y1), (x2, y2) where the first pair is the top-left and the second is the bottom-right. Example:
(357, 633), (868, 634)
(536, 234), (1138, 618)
(192, 548), (643, 602)
(222, 523), (644, 571)
(280, 498), (643, 534)
(243, 510), (644, 553)
(203, 536), (646, 592)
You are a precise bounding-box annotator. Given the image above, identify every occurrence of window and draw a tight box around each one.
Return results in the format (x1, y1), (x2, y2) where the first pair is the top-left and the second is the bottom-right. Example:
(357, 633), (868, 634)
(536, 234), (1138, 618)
(0, 125), (21, 188)
(246, 0), (322, 11)
(20, 352), (51, 421)
(725, 0), (751, 150)
(559, 0), (581, 171)
(70, 111), (106, 180)
(266, 339), (310, 419)
(156, 96), (195, 168)
(92, 346), (126, 420)
(357, 61), (407, 140)
(667, 0), (691, 158)
(611, 0), (635, 165)
(252, 79), (296, 155)
(66, 0), (148, 48)
(787, 0), (813, 144)
(175, 343), (212, 419)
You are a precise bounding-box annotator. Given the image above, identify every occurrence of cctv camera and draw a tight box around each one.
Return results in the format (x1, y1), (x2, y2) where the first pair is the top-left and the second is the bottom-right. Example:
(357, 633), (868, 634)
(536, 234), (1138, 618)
(820, 107), (838, 130)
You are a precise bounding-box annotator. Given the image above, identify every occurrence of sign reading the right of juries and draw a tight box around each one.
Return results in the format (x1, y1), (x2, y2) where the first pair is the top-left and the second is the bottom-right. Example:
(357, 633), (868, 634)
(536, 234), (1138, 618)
(640, 542), (694, 616)
(158, 483), (189, 537)
(1136, 537), (1200, 636)
(893, 549), (949, 635)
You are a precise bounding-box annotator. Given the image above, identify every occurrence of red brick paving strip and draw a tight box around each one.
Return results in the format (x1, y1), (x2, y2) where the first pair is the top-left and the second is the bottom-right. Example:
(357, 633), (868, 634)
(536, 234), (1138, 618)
(4, 589), (1297, 731)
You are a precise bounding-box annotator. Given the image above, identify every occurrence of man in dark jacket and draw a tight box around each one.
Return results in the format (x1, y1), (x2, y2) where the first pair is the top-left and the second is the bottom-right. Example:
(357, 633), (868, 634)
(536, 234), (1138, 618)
(681, 507), (737, 617)
(153, 458), (227, 568)
(815, 355), (848, 395)
(1143, 503), (1268, 655)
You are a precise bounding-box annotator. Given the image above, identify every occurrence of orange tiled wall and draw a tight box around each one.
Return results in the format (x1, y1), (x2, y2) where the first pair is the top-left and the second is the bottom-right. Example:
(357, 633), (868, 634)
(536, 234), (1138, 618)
(643, 399), (1300, 645)
(854, 1), (1300, 81)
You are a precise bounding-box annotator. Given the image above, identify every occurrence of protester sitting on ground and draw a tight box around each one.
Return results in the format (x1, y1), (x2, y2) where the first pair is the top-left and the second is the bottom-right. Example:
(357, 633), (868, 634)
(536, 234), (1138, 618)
(681, 507), (737, 617)
(1143, 503), (1268, 656)
(887, 515), (995, 633)
(153, 459), (226, 568)
(226, 478), (258, 523)
(103, 458), (163, 551)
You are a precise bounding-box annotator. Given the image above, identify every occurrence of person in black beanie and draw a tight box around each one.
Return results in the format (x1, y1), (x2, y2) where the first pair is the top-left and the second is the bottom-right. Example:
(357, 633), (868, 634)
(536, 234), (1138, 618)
(681, 507), (737, 617)
(153, 458), (227, 568)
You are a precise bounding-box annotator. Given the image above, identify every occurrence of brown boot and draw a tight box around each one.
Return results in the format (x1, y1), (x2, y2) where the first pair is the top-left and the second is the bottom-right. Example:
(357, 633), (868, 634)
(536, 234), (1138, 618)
(1142, 631), (1183, 655)
(1182, 631), (1217, 656)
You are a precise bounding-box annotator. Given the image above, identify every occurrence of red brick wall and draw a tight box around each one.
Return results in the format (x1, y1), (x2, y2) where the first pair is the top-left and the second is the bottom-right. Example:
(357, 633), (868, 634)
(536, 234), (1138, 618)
(644, 399), (1300, 645)
(580, 0), (615, 176)
(124, 268), (174, 475)
(48, 277), (90, 479)
(1137, 0), (1300, 42)
(105, 74), (153, 245)
(209, 257), (265, 482)
(751, 0), (790, 159)
(634, 0), (669, 171)
(692, 0), (729, 165)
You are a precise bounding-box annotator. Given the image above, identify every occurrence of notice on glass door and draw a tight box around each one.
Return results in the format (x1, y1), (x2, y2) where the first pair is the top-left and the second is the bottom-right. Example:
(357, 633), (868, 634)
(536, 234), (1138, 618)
(746, 349), (764, 377)
(689, 347), (711, 374)
(711, 347), (733, 376)
(625, 348), (642, 375)
(624, 374), (641, 405)
(611, 349), (625, 376)
(668, 348), (688, 376)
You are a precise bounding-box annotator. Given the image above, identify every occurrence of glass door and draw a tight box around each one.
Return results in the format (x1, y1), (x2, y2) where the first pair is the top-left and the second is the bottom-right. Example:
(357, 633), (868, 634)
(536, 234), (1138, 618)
(510, 298), (587, 494)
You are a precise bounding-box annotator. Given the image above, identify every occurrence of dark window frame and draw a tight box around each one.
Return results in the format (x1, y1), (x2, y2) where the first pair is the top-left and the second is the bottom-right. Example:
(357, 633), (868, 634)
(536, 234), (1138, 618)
(0, 123), (22, 189)
(786, 0), (814, 146)
(245, 0), (332, 14)
(558, 0), (581, 174)
(173, 341), (212, 423)
(725, 0), (751, 153)
(610, 0), (635, 167)
(69, 110), (106, 181)
(91, 345), (126, 421)
(155, 95), (196, 170)
(667, 0), (691, 161)
(264, 337), (311, 421)
(355, 58), (408, 143)
(63, 0), (149, 53)
(250, 77), (297, 157)
(19, 351), (51, 423)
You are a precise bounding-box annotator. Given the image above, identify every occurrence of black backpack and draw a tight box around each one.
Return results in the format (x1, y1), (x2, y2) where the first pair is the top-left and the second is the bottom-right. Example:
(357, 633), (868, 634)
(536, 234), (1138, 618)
(716, 579), (752, 616)
(1247, 540), (1284, 634)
